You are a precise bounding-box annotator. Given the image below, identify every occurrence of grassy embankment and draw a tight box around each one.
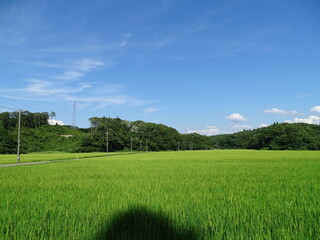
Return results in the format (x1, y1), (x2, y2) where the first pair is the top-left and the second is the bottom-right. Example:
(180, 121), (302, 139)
(1, 150), (319, 239)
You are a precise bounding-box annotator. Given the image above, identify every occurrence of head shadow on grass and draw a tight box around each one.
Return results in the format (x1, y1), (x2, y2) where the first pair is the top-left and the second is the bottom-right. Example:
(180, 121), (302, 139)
(95, 206), (198, 240)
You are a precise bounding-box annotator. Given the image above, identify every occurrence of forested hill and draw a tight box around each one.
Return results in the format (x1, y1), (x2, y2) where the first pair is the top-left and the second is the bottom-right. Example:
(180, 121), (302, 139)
(211, 123), (320, 150)
(78, 117), (213, 152)
(0, 113), (213, 154)
(1, 111), (320, 153)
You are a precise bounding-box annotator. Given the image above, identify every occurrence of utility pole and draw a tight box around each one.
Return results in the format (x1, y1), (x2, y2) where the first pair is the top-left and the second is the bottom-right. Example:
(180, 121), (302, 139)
(0, 105), (25, 164)
(146, 139), (148, 152)
(106, 130), (109, 156)
(17, 110), (21, 164)
(140, 140), (142, 152)
(72, 101), (77, 128)
(177, 141), (180, 151)
(189, 142), (193, 151)
(130, 138), (133, 153)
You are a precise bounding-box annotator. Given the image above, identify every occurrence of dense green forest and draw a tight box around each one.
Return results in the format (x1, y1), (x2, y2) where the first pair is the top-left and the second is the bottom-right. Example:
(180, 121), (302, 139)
(211, 122), (320, 150)
(0, 112), (213, 153)
(1, 111), (320, 154)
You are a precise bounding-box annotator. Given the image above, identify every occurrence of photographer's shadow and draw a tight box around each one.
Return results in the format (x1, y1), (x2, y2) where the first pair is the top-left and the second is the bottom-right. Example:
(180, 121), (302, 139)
(96, 206), (197, 240)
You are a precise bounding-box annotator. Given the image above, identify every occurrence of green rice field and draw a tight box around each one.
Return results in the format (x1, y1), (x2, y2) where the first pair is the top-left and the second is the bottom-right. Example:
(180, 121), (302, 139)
(1, 150), (320, 239)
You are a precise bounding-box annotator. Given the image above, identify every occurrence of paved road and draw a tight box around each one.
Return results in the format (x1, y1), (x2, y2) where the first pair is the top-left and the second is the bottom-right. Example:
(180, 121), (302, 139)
(0, 161), (52, 167)
(0, 152), (139, 168)
(0, 158), (82, 168)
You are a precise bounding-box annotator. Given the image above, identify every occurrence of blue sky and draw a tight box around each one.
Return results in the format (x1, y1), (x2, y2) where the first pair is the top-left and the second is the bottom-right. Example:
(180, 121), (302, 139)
(1, 0), (320, 135)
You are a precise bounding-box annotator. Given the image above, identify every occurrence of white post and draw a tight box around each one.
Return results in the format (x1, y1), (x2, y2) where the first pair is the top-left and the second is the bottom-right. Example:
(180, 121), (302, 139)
(17, 110), (21, 164)
(106, 130), (109, 156)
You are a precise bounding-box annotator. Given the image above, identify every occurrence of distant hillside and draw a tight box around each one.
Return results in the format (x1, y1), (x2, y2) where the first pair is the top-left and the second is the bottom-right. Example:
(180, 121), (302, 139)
(211, 123), (320, 150)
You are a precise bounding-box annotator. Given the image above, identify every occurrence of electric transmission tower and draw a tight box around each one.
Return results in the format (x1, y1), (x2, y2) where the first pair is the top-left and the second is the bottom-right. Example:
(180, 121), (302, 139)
(72, 101), (77, 128)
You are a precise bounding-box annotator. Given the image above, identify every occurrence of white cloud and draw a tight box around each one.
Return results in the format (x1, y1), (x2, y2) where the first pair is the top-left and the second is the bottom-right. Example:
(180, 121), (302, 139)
(285, 116), (320, 125)
(264, 107), (299, 115)
(311, 106), (320, 114)
(48, 119), (66, 126)
(259, 123), (269, 128)
(226, 113), (247, 122)
(232, 124), (252, 130)
(187, 126), (220, 136)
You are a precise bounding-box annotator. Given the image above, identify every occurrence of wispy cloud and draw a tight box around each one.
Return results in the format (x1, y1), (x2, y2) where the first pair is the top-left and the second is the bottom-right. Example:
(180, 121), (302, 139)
(55, 59), (104, 81)
(144, 107), (161, 113)
(25, 79), (91, 95)
(211, 40), (277, 58)
(0, 58), (148, 108)
(34, 35), (131, 53)
(153, 40), (170, 49)
(187, 23), (206, 33)
(0, 79), (91, 96)
(55, 71), (85, 81)
(296, 92), (317, 98)
(119, 32), (131, 48)
(1, 80), (147, 108)
(92, 83), (124, 95)
(264, 107), (300, 115)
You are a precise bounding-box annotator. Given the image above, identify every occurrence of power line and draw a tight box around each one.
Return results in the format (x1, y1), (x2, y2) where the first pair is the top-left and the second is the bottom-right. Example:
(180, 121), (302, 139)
(0, 104), (20, 111)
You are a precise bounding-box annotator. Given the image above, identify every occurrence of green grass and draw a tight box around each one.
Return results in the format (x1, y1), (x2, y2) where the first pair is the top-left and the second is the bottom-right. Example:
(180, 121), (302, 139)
(0, 152), (127, 165)
(0, 150), (320, 239)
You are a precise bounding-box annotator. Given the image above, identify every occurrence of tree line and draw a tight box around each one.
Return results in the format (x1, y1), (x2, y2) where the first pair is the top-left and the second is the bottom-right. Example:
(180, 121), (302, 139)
(0, 111), (49, 153)
(211, 122), (320, 150)
(1, 111), (320, 154)
(78, 117), (214, 152)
